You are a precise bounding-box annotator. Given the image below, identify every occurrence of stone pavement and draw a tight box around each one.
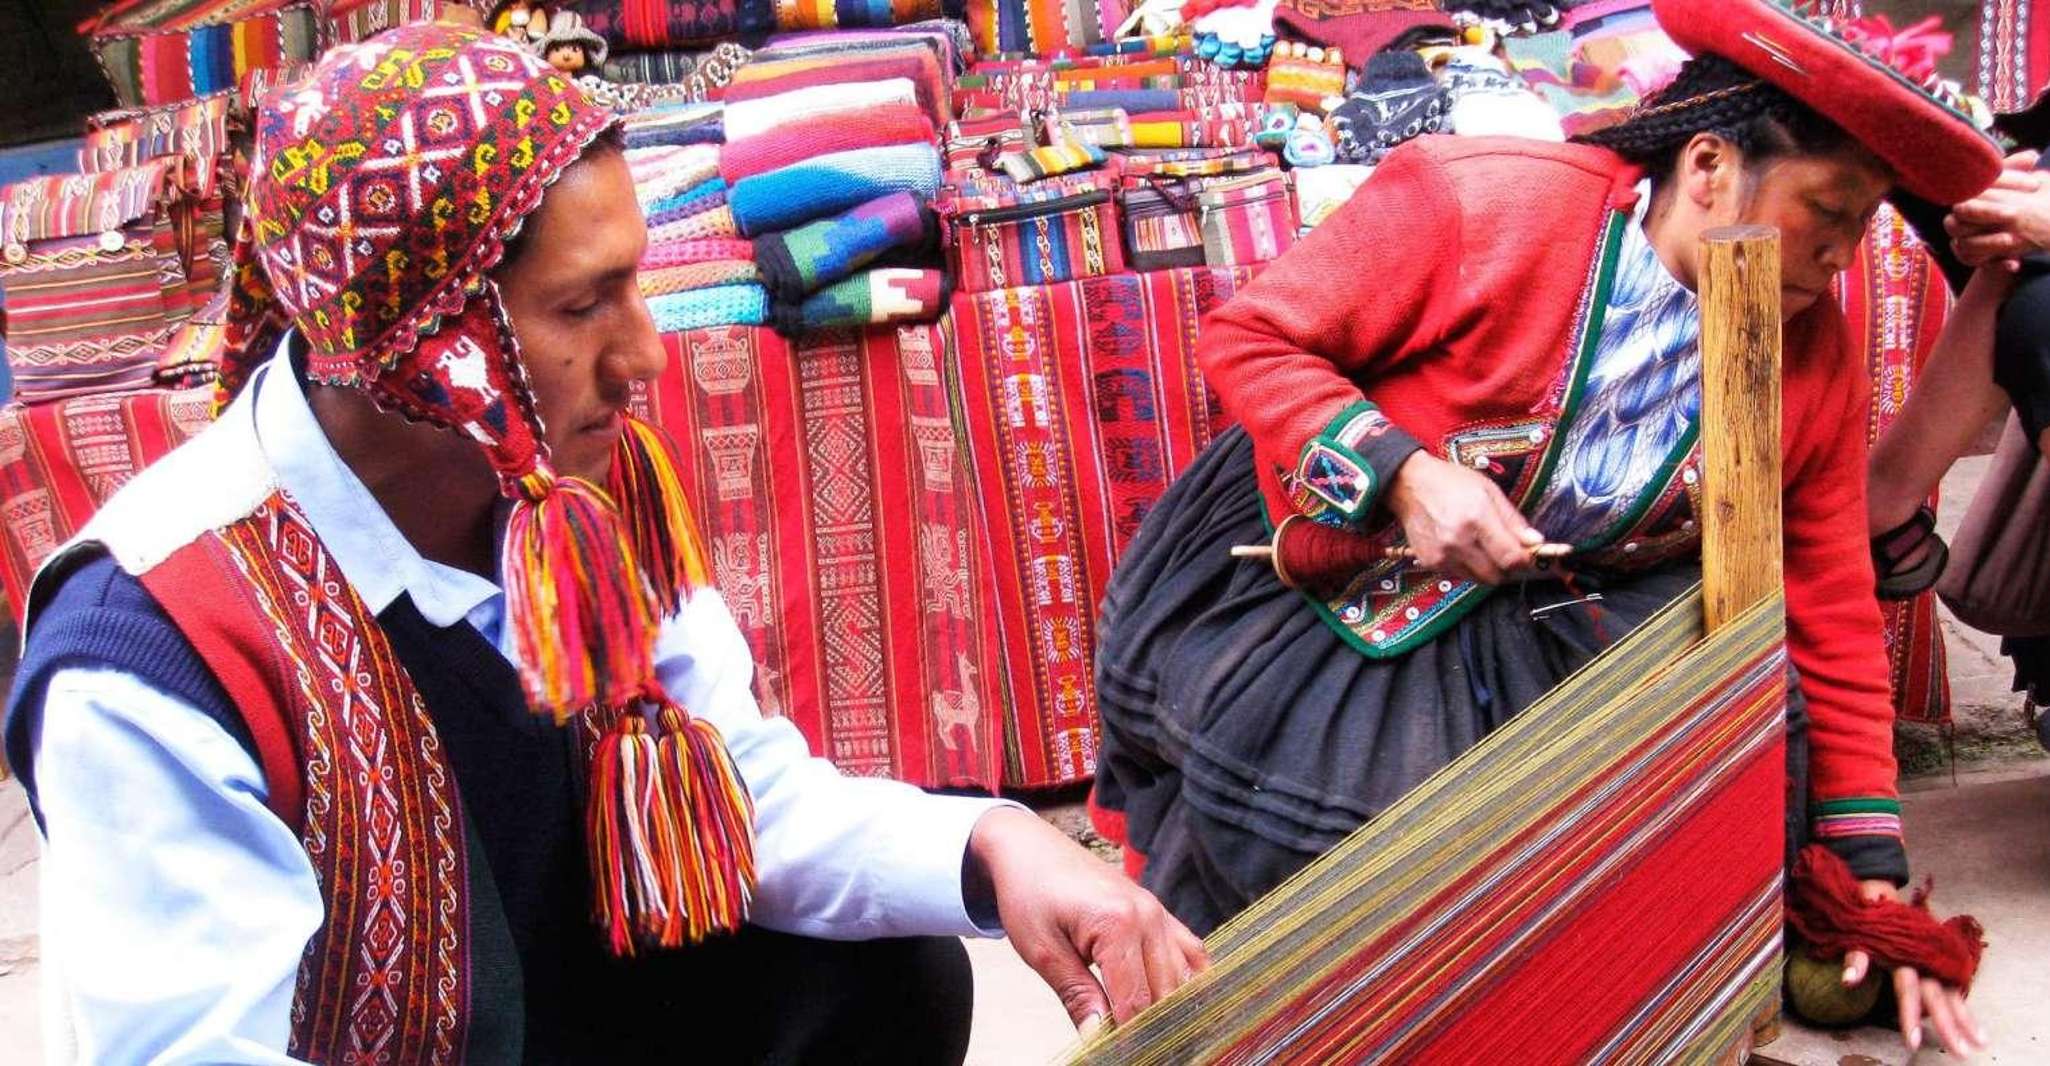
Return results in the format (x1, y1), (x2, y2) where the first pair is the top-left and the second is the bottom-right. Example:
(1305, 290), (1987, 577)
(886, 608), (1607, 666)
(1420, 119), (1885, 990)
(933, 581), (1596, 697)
(1, 773), (41, 1064)
(1755, 761), (2050, 1066)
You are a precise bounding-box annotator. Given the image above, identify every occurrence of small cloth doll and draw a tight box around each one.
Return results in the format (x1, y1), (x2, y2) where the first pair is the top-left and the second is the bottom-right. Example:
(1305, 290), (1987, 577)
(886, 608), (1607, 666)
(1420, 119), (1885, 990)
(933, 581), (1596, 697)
(539, 16), (607, 78)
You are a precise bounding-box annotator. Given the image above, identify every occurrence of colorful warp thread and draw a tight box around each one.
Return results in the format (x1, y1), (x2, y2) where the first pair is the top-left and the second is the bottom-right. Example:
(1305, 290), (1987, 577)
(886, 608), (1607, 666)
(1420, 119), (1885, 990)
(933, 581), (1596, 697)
(325, 0), (460, 43)
(648, 284), (769, 331)
(1075, 590), (1789, 1064)
(948, 267), (1250, 786)
(639, 261), (762, 296)
(1839, 202), (1953, 727)
(0, 386), (215, 619)
(753, 192), (937, 303)
(722, 78), (922, 140)
(623, 103), (727, 150)
(728, 143), (944, 236)
(650, 204), (740, 243)
(631, 324), (1002, 787)
(770, 268), (948, 338)
(630, 145), (723, 212)
(718, 105), (937, 186)
(768, 0), (947, 33)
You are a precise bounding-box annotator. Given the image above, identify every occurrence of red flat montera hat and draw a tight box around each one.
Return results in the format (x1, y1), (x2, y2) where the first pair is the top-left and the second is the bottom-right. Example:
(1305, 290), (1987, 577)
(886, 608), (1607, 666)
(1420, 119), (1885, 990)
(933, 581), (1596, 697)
(1651, 0), (2002, 204)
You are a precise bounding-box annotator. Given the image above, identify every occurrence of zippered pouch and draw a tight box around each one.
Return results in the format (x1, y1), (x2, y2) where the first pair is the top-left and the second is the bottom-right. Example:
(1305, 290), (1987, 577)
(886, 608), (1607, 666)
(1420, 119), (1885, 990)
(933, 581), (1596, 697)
(1198, 173), (1297, 267)
(944, 187), (1127, 293)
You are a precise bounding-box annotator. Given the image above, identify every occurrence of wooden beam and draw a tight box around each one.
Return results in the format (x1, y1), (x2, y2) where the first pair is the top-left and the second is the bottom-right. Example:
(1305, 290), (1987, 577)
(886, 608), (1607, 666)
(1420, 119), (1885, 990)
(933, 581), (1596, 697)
(1697, 224), (1784, 632)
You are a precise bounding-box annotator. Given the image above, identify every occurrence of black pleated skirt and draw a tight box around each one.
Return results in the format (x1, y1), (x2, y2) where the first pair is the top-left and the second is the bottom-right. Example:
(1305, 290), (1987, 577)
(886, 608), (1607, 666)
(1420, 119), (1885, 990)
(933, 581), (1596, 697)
(1093, 427), (1716, 934)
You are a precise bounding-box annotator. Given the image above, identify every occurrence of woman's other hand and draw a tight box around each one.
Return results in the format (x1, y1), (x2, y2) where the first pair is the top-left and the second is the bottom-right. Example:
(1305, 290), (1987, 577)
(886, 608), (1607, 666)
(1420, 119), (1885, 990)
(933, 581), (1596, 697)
(1385, 452), (1545, 585)
(1840, 879), (1989, 1058)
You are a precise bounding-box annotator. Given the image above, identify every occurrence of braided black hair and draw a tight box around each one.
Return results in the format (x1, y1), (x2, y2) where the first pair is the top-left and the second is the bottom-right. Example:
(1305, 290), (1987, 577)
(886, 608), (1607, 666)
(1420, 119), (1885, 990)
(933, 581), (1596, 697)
(1578, 54), (1858, 177)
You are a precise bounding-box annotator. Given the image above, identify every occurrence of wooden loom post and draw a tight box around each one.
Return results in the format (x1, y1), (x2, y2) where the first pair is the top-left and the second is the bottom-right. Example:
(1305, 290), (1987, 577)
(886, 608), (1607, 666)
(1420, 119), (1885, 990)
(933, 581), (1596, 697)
(1698, 225), (1785, 1056)
(1698, 225), (1784, 631)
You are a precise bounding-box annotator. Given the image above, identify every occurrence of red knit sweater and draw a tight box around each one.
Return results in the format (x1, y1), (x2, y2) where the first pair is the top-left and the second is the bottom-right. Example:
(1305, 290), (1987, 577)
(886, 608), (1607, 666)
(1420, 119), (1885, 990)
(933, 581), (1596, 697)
(1198, 136), (1900, 858)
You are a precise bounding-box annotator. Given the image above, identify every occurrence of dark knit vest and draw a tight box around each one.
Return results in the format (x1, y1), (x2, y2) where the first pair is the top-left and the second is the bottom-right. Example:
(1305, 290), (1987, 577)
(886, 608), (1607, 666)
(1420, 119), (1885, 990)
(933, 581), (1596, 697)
(4, 552), (686, 1063)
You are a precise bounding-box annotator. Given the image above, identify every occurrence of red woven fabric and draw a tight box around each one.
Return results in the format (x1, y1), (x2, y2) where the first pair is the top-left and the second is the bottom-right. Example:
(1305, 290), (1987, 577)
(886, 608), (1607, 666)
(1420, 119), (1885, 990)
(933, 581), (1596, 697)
(630, 324), (1003, 788)
(949, 266), (1251, 787)
(0, 388), (214, 620)
(1788, 844), (1986, 991)
(718, 106), (937, 187)
(1838, 202), (1954, 726)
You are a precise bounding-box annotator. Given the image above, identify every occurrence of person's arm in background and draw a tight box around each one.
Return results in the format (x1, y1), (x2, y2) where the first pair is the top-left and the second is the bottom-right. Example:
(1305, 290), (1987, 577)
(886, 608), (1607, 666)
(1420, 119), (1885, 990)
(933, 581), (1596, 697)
(1866, 267), (2014, 534)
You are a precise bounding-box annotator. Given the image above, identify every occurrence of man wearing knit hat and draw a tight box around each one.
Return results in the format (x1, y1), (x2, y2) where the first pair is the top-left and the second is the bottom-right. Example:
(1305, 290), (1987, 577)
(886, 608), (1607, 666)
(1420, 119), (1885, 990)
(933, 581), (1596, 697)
(1, 25), (1202, 1063)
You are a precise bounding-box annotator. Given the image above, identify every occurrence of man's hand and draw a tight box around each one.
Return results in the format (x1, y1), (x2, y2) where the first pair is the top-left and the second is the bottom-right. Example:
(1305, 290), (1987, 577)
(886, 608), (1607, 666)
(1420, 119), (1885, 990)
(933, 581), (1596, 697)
(1386, 451), (1545, 585)
(1948, 151), (2049, 268)
(1840, 879), (1988, 1058)
(966, 807), (1208, 1032)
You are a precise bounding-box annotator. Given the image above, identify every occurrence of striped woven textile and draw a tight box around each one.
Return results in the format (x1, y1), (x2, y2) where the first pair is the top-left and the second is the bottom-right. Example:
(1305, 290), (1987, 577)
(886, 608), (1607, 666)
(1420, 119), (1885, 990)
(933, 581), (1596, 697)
(0, 163), (198, 404)
(86, 0), (324, 108)
(1839, 202), (1953, 727)
(629, 323), (1004, 788)
(0, 387), (216, 619)
(1075, 588), (1788, 1064)
(948, 266), (1250, 787)
(81, 93), (233, 198)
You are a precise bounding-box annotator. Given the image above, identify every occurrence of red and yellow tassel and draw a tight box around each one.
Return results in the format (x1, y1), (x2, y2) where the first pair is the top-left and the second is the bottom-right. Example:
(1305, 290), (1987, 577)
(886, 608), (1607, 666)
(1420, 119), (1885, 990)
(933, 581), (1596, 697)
(585, 692), (757, 955)
(608, 416), (712, 617)
(501, 470), (659, 719)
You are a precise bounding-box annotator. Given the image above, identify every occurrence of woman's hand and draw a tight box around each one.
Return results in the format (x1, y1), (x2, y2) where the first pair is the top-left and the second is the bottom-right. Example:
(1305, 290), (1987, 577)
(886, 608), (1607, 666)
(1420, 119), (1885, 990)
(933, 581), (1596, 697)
(1841, 879), (1989, 1057)
(1948, 151), (2050, 269)
(1385, 452), (1545, 585)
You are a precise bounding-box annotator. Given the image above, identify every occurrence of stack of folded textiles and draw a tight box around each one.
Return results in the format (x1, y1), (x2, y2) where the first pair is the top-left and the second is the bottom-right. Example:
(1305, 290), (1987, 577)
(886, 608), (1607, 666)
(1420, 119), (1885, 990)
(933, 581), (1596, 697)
(627, 133), (766, 331)
(702, 48), (954, 337)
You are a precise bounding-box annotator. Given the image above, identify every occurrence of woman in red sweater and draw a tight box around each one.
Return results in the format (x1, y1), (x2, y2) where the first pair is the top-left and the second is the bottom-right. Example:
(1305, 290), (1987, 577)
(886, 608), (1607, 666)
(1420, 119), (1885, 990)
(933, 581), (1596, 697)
(1093, 0), (1999, 1052)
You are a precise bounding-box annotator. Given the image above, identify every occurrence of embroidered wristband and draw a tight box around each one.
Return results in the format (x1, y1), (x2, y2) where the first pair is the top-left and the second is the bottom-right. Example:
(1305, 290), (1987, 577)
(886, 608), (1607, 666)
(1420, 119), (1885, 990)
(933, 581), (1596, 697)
(1813, 797), (1908, 886)
(1291, 401), (1425, 524)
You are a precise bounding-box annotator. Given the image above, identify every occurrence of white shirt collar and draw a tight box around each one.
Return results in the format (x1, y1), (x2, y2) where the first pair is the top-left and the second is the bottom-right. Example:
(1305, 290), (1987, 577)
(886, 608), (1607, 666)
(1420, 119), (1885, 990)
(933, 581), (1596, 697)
(248, 344), (504, 629)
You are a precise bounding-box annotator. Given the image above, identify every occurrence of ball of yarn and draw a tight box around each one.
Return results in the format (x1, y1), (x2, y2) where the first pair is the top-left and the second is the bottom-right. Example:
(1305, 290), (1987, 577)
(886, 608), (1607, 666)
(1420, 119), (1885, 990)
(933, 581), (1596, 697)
(1784, 951), (1883, 1027)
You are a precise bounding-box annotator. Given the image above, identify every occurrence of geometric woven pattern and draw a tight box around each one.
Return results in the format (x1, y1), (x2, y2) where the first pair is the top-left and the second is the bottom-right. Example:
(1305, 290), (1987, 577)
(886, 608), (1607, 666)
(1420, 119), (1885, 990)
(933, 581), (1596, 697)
(949, 266), (1249, 787)
(161, 492), (469, 1062)
(632, 322), (1003, 787)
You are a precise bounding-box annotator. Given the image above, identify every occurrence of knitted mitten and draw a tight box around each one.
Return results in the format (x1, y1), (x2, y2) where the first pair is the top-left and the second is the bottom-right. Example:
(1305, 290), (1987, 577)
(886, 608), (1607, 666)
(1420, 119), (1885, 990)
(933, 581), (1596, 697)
(1331, 50), (1449, 164)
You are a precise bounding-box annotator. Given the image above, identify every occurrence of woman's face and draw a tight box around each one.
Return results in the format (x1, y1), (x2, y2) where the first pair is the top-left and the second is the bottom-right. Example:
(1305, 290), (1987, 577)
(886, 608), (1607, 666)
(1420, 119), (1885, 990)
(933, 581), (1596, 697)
(1732, 151), (1893, 319)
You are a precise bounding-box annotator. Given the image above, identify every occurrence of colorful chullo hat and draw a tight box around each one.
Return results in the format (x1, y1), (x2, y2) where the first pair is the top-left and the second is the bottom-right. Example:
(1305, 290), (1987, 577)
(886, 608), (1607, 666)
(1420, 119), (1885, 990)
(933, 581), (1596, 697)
(222, 23), (753, 955)
(1650, 0), (2002, 204)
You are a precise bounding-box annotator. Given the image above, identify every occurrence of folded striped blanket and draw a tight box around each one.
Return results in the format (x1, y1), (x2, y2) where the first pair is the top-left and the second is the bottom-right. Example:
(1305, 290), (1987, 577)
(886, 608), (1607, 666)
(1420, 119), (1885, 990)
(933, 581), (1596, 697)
(726, 50), (950, 122)
(639, 260), (762, 296)
(630, 145), (722, 207)
(719, 105), (936, 186)
(723, 78), (920, 141)
(642, 237), (756, 270)
(649, 205), (740, 243)
(754, 192), (936, 302)
(769, 267), (948, 338)
(648, 284), (768, 333)
(730, 143), (943, 235)
(623, 102), (727, 151)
